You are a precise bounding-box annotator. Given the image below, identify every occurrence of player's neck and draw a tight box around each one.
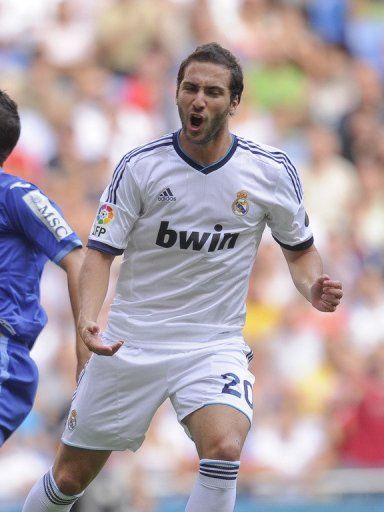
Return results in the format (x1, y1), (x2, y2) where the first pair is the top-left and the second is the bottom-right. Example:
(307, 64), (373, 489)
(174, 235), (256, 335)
(179, 130), (233, 167)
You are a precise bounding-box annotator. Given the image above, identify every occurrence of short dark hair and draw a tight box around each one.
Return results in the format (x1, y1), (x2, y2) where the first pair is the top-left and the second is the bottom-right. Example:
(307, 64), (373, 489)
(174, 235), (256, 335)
(0, 90), (20, 165)
(176, 42), (244, 104)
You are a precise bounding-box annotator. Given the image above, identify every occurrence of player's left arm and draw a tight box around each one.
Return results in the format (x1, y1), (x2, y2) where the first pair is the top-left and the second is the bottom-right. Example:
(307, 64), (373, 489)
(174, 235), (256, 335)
(282, 244), (343, 313)
(58, 248), (91, 379)
(6, 183), (90, 377)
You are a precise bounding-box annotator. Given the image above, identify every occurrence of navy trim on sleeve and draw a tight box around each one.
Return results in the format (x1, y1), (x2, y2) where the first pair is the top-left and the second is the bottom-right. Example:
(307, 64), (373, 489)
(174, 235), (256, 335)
(87, 239), (124, 255)
(53, 240), (83, 264)
(273, 235), (314, 251)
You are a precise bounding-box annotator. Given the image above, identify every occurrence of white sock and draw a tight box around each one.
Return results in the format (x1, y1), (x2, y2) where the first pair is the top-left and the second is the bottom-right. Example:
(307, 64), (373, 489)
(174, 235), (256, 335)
(185, 459), (240, 512)
(22, 467), (83, 511)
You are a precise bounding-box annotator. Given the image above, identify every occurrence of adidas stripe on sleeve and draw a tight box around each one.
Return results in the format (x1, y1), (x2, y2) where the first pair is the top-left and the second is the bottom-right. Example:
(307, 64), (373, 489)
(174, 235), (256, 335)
(87, 160), (142, 255)
(266, 155), (313, 251)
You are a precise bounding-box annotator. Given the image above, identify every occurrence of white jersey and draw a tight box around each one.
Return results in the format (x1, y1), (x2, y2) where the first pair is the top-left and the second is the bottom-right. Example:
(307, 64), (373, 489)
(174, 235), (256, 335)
(88, 131), (313, 343)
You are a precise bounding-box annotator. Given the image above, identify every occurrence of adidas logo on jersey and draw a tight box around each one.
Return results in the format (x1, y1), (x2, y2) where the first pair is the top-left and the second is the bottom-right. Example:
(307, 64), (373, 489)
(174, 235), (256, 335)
(157, 187), (176, 201)
(156, 221), (239, 252)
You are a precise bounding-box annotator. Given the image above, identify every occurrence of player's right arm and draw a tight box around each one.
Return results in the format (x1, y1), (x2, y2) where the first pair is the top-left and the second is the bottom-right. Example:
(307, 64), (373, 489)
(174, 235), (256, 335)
(80, 155), (141, 355)
(78, 249), (123, 356)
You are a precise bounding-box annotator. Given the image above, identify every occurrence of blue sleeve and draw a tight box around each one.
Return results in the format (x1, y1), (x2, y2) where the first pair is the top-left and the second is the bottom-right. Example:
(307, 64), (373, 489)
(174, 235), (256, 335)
(5, 182), (82, 263)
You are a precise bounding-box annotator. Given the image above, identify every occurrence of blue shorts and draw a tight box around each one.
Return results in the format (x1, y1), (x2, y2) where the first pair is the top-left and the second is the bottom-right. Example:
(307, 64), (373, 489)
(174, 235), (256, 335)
(0, 336), (39, 445)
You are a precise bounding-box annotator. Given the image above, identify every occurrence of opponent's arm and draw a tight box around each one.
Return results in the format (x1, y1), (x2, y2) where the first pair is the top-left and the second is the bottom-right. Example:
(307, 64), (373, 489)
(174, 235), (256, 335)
(282, 244), (343, 312)
(78, 248), (123, 356)
(59, 248), (90, 378)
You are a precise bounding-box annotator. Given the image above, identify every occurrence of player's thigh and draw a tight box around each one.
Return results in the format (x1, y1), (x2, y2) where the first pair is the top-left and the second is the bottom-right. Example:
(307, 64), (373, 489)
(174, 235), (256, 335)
(170, 338), (255, 456)
(62, 344), (168, 451)
(53, 442), (111, 493)
(0, 339), (38, 444)
(183, 403), (250, 460)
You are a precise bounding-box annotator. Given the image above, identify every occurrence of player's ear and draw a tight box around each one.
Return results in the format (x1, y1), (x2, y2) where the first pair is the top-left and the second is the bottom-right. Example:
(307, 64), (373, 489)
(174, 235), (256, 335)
(229, 96), (239, 116)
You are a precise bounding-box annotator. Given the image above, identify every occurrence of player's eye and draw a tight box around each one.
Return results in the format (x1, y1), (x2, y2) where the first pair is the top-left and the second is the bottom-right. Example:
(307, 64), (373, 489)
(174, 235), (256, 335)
(183, 83), (196, 92)
(206, 88), (222, 97)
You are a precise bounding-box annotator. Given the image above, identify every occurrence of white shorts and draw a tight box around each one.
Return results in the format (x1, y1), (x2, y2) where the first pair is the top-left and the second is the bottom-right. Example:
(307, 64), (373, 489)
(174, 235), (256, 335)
(61, 336), (255, 452)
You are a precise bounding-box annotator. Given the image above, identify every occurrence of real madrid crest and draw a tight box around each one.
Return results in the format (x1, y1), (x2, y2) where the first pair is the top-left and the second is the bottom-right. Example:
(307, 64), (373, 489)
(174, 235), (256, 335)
(232, 190), (249, 216)
(67, 409), (77, 431)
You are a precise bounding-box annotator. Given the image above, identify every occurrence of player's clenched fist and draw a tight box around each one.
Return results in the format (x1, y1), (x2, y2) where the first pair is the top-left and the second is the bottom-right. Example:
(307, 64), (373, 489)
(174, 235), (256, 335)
(311, 274), (343, 312)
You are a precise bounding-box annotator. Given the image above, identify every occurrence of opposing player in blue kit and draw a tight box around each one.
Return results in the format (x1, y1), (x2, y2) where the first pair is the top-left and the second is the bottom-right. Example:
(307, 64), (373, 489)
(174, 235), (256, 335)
(0, 89), (87, 446)
(23, 43), (343, 512)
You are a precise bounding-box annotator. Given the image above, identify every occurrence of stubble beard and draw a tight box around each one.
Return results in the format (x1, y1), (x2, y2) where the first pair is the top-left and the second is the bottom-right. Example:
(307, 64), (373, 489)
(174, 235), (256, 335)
(178, 104), (231, 146)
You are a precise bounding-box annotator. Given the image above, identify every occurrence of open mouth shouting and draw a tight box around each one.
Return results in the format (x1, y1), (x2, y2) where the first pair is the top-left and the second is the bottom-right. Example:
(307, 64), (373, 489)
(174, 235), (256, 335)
(189, 113), (204, 132)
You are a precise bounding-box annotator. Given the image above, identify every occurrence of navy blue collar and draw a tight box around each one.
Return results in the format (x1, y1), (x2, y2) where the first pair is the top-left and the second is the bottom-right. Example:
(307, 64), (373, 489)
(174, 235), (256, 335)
(172, 130), (238, 175)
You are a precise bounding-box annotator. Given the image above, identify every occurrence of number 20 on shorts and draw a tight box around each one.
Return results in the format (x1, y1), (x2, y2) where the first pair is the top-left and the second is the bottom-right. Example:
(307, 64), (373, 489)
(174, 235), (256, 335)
(221, 372), (253, 409)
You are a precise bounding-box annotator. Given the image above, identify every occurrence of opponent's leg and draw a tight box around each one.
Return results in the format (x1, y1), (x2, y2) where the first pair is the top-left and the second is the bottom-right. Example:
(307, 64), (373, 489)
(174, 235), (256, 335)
(183, 404), (250, 512)
(22, 443), (111, 511)
(0, 339), (38, 446)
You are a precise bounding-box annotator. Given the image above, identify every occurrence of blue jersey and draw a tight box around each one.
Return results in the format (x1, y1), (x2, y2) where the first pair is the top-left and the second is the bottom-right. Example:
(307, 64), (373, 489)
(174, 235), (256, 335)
(0, 169), (82, 349)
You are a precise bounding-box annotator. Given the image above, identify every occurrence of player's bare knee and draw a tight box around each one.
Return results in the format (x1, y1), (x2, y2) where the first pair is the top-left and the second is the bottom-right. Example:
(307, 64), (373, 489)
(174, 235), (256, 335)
(53, 469), (86, 496)
(203, 438), (242, 461)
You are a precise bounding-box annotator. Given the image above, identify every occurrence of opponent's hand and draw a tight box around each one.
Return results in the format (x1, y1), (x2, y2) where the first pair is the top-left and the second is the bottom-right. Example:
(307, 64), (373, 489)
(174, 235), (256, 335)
(311, 274), (343, 313)
(78, 320), (124, 356)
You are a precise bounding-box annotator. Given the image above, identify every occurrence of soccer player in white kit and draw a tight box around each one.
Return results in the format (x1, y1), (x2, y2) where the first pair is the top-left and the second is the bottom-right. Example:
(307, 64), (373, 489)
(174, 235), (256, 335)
(23, 43), (343, 512)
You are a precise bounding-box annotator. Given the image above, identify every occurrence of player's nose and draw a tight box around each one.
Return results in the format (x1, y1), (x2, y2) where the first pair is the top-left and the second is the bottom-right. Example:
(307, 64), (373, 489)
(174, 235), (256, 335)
(192, 90), (206, 110)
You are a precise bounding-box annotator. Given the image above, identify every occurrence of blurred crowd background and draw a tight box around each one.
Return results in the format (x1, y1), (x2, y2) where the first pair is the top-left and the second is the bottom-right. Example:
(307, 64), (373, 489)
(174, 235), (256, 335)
(1, 0), (384, 511)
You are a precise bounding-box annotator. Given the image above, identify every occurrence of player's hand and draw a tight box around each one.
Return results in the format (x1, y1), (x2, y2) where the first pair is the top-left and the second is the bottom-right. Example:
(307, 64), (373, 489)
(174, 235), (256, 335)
(78, 320), (124, 356)
(311, 274), (343, 313)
